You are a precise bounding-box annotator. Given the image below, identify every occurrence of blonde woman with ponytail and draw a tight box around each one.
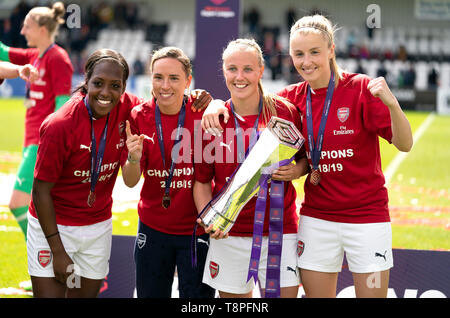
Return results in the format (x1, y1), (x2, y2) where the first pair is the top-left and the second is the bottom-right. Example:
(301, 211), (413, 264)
(194, 39), (303, 298)
(281, 14), (412, 298)
(0, 2), (73, 241)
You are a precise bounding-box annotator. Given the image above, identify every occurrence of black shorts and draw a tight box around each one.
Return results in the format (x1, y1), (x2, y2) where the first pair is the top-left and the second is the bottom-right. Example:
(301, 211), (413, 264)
(134, 221), (215, 298)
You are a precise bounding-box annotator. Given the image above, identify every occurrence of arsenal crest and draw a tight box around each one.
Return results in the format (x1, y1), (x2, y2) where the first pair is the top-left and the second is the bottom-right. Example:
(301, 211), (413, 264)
(118, 121), (125, 135)
(209, 261), (219, 279)
(297, 240), (305, 257)
(137, 233), (146, 249)
(38, 250), (52, 268)
(337, 107), (350, 123)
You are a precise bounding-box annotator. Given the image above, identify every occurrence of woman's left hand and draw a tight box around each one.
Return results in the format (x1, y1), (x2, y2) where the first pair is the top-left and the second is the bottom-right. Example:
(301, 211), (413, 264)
(367, 77), (398, 109)
(191, 89), (213, 112)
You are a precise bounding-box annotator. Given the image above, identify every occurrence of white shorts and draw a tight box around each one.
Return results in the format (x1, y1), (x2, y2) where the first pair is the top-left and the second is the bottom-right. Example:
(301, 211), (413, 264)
(27, 213), (112, 280)
(203, 234), (300, 294)
(297, 215), (393, 273)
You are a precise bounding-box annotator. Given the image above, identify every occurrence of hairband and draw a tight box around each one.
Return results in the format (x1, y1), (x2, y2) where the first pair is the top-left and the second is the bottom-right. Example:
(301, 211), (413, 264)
(92, 55), (127, 71)
(292, 25), (332, 40)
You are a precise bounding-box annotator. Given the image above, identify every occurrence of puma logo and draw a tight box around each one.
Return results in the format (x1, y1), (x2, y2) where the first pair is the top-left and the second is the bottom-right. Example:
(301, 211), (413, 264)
(80, 143), (91, 152)
(16, 177), (25, 186)
(142, 132), (155, 144)
(197, 238), (209, 247)
(220, 140), (233, 152)
(375, 251), (387, 261)
(287, 266), (297, 276)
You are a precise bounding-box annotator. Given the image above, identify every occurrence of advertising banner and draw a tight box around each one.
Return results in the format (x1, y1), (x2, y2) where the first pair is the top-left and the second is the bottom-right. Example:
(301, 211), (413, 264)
(194, 0), (240, 100)
(99, 235), (449, 298)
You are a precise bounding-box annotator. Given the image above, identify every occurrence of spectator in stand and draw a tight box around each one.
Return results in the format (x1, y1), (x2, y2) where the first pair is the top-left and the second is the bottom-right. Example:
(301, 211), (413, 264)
(245, 7), (260, 35)
(401, 64), (416, 88)
(428, 67), (438, 89)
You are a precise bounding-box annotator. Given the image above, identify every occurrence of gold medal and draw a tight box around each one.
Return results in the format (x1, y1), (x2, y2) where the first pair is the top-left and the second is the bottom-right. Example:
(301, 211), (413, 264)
(162, 193), (171, 209)
(310, 169), (321, 186)
(87, 191), (96, 207)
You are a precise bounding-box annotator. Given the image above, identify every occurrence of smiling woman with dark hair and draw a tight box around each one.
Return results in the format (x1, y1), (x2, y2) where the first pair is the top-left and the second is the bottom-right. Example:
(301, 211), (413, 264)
(27, 49), (142, 298)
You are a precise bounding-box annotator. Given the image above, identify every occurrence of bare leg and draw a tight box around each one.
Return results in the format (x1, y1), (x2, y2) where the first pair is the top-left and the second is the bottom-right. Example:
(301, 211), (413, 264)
(300, 269), (338, 298)
(352, 270), (390, 298)
(66, 277), (104, 298)
(30, 276), (66, 298)
(260, 285), (299, 298)
(219, 290), (253, 298)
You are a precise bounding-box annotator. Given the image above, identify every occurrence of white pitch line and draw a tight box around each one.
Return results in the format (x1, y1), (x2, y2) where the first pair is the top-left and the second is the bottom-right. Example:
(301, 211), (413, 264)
(384, 112), (436, 185)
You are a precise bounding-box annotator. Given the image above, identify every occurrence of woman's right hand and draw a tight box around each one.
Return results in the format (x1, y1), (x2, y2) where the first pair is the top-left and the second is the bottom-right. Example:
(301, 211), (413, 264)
(52, 249), (74, 285)
(125, 120), (145, 162)
(201, 99), (229, 137)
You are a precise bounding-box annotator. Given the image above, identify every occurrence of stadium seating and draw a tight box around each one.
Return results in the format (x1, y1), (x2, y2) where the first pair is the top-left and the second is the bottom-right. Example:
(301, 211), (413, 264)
(78, 10), (450, 89)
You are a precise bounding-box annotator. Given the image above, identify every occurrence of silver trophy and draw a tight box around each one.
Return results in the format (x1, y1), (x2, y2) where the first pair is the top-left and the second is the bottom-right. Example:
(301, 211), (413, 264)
(199, 116), (305, 234)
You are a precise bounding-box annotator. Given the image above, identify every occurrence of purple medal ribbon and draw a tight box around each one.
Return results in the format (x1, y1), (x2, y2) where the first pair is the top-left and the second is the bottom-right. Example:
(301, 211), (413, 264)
(154, 98), (186, 208)
(84, 97), (109, 207)
(306, 72), (335, 172)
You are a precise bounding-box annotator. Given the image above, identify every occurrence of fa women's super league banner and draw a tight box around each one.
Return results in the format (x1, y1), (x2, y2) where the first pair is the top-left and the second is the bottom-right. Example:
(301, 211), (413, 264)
(194, 0), (240, 100)
(99, 236), (449, 298)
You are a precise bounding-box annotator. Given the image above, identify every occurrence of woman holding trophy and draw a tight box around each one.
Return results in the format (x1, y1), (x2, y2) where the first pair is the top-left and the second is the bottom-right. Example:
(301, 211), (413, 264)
(193, 39), (304, 298)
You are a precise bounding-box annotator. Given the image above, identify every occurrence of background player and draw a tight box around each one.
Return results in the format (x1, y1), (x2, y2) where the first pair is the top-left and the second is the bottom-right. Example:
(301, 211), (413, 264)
(0, 2), (73, 239)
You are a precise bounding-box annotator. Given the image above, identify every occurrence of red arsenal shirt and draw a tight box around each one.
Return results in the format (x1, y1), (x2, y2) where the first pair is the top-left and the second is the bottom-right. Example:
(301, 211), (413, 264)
(8, 45), (73, 147)
(195, 99), (302, 236)
(128, 97), (204, 235)
(29, 91), (142, 226)
(278, 72), (393, 223)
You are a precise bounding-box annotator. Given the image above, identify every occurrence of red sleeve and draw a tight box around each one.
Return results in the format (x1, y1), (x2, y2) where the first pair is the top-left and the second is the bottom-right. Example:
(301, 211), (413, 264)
(8, 47), (37, 65)
(34, 115), (69, 183)
(277, 83), (304, 110)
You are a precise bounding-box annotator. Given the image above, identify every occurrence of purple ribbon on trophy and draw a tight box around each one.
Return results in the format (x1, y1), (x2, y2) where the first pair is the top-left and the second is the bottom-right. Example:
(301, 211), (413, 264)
(247, 160), (289, 298)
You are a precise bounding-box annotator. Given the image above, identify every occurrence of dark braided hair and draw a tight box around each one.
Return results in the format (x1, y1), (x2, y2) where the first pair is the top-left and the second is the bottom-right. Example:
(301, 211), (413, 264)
(73, 49), (129, 94)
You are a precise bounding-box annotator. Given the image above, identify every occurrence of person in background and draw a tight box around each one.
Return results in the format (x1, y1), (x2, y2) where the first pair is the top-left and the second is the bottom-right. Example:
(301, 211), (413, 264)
(0, 2), (73, 240)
